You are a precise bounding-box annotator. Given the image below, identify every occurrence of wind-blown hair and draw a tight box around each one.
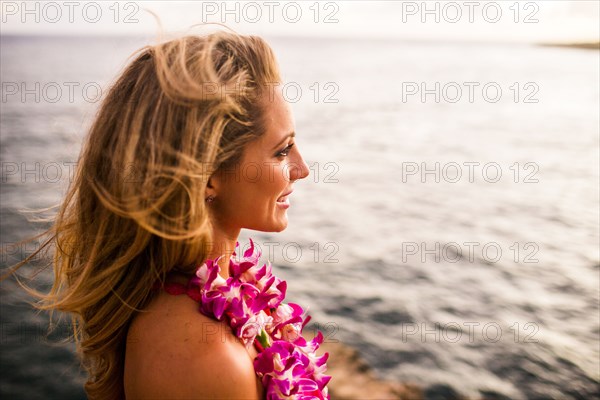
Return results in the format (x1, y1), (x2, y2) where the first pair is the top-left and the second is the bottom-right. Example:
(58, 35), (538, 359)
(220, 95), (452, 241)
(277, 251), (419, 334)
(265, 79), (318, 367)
(6, 31), (281, 398)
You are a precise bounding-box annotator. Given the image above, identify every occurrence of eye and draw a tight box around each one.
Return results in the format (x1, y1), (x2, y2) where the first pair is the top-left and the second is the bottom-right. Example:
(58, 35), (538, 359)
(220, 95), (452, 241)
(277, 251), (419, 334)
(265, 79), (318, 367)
(276, 143), (294, 158)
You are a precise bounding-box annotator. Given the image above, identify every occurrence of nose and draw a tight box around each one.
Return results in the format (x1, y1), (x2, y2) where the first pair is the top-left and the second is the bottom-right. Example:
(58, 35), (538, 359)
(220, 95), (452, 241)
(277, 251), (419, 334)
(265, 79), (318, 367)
(289, 152), (310, 182)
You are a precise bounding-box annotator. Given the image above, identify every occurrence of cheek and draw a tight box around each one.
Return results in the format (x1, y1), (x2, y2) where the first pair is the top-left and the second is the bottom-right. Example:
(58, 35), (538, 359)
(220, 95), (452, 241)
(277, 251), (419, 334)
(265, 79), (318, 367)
(272, 163), (290, 191)
(254, 164), (289, 206)
(230, 162), (290, 213)
(237, 172), (279, 206)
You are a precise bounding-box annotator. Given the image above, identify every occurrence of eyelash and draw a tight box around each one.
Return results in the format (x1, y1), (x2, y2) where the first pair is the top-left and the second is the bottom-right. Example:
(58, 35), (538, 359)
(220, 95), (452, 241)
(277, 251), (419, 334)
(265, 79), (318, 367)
(276, 143), (294, 158)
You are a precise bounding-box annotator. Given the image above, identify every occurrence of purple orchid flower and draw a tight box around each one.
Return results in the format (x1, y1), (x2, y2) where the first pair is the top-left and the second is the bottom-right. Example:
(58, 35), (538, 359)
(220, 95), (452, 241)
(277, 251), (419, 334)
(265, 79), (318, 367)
(191, 239), (330, 399)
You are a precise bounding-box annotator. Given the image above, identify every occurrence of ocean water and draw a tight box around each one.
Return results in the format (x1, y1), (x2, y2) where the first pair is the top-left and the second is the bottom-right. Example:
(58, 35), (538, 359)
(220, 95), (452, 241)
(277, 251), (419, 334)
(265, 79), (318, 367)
(1, 35), (598, 399)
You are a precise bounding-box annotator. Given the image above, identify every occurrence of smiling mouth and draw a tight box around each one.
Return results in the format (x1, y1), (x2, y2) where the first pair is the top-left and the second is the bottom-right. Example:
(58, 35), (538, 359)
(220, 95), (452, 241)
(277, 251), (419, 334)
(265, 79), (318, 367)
(277, 190), (293, 203)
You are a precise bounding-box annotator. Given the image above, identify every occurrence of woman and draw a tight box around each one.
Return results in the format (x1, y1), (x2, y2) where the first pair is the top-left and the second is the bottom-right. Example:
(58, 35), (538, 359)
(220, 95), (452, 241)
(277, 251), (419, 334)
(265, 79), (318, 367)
(9, 31), (329, 399)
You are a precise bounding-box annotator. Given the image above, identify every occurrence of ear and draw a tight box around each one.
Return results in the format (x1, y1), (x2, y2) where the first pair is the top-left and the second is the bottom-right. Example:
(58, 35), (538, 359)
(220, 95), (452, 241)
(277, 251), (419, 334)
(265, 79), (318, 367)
(205, 174), (220, 198)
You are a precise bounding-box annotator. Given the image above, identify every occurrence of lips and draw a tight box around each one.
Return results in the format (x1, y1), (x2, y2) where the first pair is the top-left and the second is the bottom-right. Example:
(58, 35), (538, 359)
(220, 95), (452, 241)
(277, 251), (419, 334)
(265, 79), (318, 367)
(277, 189), (293, 202)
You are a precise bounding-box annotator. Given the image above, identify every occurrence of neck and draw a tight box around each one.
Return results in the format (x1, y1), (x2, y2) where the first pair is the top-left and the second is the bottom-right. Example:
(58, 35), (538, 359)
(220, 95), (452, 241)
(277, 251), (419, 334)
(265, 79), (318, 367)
(207, 224), (240, 279)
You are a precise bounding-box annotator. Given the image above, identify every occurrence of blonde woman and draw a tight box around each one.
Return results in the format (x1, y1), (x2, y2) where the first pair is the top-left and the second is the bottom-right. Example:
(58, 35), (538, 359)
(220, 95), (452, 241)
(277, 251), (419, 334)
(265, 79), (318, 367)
(8, 31), (331, 399)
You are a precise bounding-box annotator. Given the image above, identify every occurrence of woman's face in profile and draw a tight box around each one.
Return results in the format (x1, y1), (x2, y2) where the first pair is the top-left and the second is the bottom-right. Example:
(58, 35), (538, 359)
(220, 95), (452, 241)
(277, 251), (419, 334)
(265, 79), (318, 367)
(211, 88), (310, 233)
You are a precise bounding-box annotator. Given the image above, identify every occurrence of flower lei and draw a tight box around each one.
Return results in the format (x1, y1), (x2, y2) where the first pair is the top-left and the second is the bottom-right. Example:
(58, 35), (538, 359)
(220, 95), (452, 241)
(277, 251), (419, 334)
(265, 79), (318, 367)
(182, 238), (331, 399)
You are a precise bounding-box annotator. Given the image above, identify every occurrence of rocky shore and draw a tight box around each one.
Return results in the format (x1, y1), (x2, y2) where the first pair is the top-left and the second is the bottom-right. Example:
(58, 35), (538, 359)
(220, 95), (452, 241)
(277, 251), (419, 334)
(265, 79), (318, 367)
(539, 41), (600, 50)
(319, 341), (424, 400)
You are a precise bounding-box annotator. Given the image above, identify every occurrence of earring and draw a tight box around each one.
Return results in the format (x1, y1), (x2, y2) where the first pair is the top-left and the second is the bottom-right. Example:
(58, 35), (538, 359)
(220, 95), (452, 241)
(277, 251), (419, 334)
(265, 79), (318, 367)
(205, 195), (215, 203)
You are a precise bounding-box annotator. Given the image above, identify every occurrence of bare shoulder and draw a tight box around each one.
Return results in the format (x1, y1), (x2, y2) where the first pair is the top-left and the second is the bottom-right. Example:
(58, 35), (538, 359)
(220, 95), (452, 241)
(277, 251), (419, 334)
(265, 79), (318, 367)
(124, 291), (262, 399)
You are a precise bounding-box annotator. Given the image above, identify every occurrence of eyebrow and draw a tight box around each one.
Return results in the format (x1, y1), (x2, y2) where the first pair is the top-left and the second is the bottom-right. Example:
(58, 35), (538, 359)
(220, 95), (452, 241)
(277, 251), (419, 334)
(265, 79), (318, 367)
(272, 132), (295, 151)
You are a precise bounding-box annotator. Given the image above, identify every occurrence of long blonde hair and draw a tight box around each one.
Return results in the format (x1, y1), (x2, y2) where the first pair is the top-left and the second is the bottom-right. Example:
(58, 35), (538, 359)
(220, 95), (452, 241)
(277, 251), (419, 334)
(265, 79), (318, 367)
(6, 31), (281, 399)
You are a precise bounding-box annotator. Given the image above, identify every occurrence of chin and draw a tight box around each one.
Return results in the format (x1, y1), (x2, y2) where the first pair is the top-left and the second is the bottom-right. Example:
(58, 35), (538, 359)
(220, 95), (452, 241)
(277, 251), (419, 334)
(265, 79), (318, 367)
(248, 217), (288, 233)
(273, 222), (288, 232)
(265, 218), (288, 232)
(261, 218), (289, 233)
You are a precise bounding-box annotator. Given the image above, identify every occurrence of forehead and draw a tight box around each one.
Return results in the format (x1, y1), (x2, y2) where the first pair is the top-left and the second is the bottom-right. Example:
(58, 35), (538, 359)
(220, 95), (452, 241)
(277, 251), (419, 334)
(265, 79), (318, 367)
(239, 89), (295, 163)
(259, 88), (295, 143)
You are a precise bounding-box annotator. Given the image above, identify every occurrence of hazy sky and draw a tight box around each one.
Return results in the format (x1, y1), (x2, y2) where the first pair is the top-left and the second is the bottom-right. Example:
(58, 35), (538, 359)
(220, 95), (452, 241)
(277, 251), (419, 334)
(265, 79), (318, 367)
(1, 0), (599, 43)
